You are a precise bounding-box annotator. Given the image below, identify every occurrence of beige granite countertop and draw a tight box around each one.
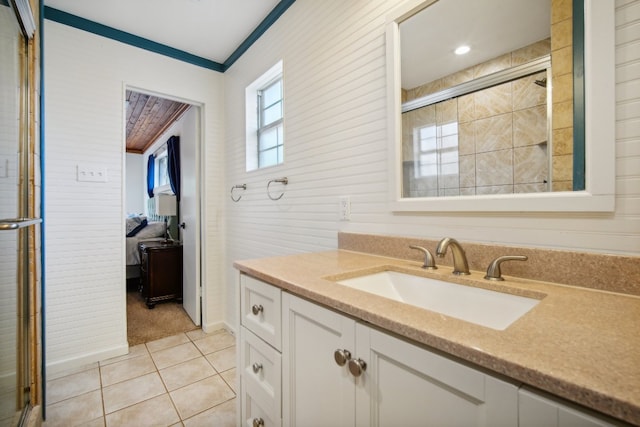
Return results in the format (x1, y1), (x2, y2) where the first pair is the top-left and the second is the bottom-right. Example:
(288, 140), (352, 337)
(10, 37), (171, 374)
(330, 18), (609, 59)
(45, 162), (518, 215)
(234, 250), (640, 425)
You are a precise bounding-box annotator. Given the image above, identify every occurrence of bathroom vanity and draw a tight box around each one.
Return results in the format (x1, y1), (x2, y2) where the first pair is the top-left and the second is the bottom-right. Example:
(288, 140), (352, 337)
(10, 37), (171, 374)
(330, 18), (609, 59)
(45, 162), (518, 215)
(234, 249), (638, 426)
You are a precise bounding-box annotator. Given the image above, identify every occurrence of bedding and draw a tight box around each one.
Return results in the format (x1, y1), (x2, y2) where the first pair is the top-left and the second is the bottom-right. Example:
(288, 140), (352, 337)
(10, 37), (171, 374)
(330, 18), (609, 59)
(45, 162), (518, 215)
(126, 216), (147, 237)
(125, 221), (166, 265)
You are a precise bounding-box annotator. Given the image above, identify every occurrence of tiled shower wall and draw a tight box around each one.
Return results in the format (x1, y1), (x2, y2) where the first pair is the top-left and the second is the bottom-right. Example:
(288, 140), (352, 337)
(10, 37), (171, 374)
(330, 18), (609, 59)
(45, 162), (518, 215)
(402, 40), (551, 196)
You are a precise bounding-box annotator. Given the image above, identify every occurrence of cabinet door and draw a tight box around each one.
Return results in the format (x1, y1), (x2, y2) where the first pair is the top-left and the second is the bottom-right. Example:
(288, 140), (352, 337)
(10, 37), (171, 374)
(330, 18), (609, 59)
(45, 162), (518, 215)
(355, 324), (518, 427)
(519, 388), (619, 427)
(282, 293), (356, 427)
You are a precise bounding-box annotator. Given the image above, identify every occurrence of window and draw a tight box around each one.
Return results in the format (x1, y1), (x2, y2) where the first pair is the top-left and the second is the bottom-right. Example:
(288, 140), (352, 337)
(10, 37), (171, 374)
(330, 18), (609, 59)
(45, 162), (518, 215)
(246, 60), (283, 171)
(156, 150), (169, 187)
(258, 78), (283, 168)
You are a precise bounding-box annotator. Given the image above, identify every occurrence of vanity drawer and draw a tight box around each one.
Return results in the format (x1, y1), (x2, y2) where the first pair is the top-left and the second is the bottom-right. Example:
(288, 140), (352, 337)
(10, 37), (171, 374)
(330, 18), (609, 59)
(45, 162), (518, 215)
(241, 327), (281, 420)
(241, 378), (281, 427)
(240, 274), (281, 350)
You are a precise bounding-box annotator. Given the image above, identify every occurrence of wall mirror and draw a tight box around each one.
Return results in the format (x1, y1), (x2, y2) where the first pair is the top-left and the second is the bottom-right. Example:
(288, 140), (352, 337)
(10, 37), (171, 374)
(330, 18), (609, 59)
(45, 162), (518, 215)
(386, 0), (615, 212)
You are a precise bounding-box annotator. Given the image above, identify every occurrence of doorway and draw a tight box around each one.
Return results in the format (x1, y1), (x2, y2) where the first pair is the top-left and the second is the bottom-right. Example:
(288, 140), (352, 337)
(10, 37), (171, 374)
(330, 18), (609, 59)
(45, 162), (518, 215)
(124, 88), (203, 343)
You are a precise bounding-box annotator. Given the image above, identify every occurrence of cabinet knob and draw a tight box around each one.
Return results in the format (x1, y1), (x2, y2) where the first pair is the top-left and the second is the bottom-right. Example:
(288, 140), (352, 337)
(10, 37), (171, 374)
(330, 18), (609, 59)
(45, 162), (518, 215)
(348, 358), (367, 377)
(252, 362), (263, 374)
(333, 349), (352, 367)
(252, 418), (265, 427)
(251, 304), (264, 315)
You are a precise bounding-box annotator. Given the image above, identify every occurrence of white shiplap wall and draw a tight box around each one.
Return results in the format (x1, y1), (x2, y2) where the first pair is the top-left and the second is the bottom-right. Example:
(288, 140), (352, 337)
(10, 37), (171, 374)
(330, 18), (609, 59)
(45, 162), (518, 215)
(44, 21), (225, 371)
(223, 0), (640, 325)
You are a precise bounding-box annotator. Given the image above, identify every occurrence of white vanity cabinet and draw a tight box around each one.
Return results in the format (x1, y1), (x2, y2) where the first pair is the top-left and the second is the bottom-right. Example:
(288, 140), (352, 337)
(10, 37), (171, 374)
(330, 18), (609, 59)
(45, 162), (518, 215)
(239, 273), (625, 427)
(519, 388), (620, 427)
(282, 292), (518, 427)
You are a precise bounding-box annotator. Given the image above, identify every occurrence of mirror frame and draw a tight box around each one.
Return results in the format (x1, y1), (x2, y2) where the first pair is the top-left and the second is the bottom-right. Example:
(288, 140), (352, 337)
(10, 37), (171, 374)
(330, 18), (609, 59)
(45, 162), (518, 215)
(386, 0), (615, 212)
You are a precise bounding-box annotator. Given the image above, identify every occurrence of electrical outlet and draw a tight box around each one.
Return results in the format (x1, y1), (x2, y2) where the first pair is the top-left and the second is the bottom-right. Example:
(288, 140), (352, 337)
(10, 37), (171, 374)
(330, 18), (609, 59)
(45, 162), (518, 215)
(77, 165), (108, 182)
(339, 196), (351, 221)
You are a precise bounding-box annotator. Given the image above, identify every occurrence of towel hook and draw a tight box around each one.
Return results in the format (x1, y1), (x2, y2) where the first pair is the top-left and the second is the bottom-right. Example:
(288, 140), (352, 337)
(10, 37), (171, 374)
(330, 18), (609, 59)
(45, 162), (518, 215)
(230, 184), (247, 202)
(267, 177), (288, 201)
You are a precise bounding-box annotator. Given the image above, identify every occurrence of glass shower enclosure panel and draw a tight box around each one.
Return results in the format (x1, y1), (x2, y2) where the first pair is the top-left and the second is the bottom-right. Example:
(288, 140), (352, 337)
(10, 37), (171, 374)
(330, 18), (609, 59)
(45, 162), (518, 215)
(0, 2), (39, 426)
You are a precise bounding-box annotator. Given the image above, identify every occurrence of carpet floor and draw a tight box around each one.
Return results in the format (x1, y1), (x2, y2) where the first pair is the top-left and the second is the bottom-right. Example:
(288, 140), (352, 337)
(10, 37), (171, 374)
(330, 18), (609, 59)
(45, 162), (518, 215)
(126, 291), (198, 346)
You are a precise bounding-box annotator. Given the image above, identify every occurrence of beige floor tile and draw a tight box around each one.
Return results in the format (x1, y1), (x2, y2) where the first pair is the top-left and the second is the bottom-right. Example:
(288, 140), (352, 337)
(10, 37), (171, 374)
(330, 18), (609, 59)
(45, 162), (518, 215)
(100, 353), (156, 387)
(151, 342), (201, 370)
(220, 368), (236, 393)
(46, 368), (101, 405)
(192, 332), (235, 355)
(102, 372), (166, 414)
(99, 344), (149, 367)
(47, 362), (99, 381)
(182, 398), (236, 427)
(170, 376), (235, 420)
(205, 346), (236, 373)
(78, 417), (105, 427)
(146, 333), (190, 354)
(159, 357), (216, 392)
(44, 390), (103, 427)
(185, 329), (208, 341)
(105, 394), (179, 427)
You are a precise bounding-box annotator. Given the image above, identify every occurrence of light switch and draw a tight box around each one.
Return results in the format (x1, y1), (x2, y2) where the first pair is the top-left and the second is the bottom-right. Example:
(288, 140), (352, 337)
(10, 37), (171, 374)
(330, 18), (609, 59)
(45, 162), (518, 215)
(77, 164), (108, 182)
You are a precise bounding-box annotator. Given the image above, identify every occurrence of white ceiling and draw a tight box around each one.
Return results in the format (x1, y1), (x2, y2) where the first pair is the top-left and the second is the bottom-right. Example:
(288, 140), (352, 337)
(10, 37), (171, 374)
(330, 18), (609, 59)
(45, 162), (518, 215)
(44, 0), (281, 64)
(401, 0), (550, 89)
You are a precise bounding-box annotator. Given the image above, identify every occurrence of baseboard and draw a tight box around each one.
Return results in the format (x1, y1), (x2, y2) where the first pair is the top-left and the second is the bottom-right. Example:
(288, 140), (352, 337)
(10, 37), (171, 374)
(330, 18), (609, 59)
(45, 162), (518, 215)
(45, 342), (128, 379)
(202, 320), (236, 337)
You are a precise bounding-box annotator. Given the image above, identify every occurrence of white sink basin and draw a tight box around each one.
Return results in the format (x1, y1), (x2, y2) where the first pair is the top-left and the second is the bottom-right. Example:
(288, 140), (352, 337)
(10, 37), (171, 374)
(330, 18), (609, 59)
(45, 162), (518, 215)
(336, 271), (540, 330)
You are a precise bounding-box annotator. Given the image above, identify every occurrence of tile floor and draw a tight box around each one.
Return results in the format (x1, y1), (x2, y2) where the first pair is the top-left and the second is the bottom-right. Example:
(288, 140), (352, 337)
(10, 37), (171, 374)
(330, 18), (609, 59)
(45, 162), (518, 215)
(43, 329), (236, 427)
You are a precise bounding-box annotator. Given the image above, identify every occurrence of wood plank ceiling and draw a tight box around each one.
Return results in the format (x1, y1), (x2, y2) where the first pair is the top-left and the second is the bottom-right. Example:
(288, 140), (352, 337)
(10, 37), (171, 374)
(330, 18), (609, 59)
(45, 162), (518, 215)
(125, 90), (190, 154)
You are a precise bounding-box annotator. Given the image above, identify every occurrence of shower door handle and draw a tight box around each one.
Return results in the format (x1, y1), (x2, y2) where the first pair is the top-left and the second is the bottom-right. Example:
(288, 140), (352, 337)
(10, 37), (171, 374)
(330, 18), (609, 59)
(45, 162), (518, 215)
(0, 218), (42, 231)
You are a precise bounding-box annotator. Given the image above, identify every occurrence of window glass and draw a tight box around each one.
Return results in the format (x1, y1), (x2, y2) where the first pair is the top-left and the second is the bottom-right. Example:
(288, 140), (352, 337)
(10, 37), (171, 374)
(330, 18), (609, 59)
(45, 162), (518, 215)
(245, 60), (283, 171)
(156, 152), (169, 187)
(258, 77), (284, 168)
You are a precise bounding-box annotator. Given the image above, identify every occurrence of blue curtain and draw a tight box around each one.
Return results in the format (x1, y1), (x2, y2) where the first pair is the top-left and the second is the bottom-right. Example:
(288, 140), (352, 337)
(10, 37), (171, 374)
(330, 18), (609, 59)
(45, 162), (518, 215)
(146, 154), (155, 198)
(167, 136), (181, 201)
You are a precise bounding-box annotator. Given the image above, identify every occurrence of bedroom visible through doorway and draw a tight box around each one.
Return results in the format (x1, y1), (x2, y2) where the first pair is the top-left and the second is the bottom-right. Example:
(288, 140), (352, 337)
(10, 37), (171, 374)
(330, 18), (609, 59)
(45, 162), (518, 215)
(124, 88), (203, 343)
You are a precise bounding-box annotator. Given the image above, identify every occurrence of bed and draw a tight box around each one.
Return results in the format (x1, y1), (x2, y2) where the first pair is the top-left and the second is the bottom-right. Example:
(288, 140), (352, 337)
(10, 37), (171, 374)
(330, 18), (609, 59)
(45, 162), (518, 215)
(125, 217), (167, 280)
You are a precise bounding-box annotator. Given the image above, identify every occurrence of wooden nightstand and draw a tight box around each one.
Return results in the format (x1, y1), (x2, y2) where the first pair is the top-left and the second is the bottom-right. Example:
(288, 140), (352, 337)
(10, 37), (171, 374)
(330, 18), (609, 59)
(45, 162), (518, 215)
(138, 241), (183, 309)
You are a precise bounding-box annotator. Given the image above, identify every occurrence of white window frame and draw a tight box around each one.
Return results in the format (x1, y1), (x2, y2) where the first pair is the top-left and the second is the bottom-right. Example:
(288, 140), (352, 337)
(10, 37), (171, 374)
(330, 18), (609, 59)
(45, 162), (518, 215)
(246, 60), (284, 171)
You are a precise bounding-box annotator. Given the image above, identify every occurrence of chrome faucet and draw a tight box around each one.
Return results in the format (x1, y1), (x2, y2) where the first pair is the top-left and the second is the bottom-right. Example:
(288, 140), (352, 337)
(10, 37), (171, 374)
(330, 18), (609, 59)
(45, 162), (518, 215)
(435, 237), (470, 275)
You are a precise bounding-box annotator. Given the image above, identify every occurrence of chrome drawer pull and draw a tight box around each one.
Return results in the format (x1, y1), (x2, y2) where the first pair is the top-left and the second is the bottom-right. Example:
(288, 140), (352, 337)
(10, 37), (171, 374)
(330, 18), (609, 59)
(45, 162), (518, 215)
(253, 418), (265, 427)
(252, 362), (263, 374)
(251, 304), (264, 315)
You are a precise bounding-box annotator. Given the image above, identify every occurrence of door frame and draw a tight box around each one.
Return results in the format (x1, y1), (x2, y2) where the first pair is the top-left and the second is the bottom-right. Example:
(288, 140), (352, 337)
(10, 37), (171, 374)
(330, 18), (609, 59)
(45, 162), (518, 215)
(121, 84), (206, 331)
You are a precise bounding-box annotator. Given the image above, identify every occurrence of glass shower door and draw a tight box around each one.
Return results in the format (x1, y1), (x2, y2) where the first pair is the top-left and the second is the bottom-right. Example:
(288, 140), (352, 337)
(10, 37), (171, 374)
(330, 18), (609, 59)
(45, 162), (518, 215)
(0, 2), (39, 426)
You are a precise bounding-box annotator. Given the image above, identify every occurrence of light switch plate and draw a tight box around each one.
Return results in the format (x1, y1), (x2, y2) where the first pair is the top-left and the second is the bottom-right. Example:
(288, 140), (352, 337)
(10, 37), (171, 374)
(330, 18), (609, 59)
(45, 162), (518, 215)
(77, 165), (108, 182)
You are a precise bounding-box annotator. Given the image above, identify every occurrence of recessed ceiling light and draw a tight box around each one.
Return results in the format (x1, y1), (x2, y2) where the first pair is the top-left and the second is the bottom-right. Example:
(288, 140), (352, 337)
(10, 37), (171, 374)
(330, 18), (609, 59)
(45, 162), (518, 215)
(455, 45), (471, 55)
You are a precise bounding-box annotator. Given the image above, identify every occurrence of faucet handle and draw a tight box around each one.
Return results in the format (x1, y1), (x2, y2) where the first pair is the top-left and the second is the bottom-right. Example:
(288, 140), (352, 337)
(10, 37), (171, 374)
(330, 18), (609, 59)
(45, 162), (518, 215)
(409, 245), (437, 270)
(484, 255), (528, 281)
